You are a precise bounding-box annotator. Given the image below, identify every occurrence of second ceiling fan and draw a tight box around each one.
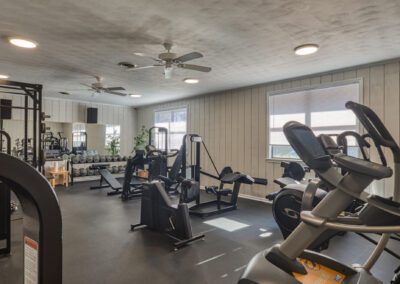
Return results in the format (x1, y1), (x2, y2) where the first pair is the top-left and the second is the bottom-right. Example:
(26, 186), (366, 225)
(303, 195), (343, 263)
(119, 42), (212, 79)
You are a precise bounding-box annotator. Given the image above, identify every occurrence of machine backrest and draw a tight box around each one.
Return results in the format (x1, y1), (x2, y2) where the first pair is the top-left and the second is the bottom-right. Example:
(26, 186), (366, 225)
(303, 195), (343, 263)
(283, 121), (332, 172)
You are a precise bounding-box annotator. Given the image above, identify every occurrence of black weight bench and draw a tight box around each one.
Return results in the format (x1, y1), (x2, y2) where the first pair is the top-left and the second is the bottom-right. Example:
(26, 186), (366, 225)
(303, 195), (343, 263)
(90, 165), (122, 196)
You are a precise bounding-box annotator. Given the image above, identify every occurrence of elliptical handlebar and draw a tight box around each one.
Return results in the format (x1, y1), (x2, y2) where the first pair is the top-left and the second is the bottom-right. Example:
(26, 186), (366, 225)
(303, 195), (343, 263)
(337, 130), (371, 161)
(346, 101), (400, 162)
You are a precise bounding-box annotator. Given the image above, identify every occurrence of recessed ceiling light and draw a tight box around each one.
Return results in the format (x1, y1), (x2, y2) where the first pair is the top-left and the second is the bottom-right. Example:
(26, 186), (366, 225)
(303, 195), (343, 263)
(130, 94), (142, 98)
(183, 78), (199, 84)
(0, 74), (9, 79)
(9, 38), (38, 49)
(294, 44), (319, 56)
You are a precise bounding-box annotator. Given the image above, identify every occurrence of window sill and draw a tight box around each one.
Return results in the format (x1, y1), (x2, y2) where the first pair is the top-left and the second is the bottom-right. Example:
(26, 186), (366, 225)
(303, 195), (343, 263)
(265, 157), (302, 163)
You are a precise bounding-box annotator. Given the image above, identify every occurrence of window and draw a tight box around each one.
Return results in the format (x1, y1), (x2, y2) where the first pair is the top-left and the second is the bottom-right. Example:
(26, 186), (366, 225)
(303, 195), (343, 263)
(72, 123), (86, 148)
(268, 81), (360, 159)
(154, 107), (187, 150)
(105, 125), (121, 152)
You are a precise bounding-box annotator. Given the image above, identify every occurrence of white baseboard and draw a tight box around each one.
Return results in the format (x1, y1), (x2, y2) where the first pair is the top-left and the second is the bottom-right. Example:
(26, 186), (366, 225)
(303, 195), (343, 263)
(200, 186), (272, 204)
(238, 193), (272, 204)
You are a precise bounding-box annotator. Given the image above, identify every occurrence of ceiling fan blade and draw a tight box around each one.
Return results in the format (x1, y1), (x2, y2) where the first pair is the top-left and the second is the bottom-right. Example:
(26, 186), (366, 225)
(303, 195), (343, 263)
(106, 90), (127, 97)
(133, 52), (162, 62)
(126, 65), (163, 72)
(178, 64), (212, 72)
(174, 52), (203, 63)
(105, 87), (125, 91)
(59, 92), (71, 95)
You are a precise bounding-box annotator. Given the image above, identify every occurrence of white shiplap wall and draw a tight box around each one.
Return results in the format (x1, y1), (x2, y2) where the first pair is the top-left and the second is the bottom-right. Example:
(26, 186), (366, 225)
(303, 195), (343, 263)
(0, 96), (137, 156)
(137, 60), (400, 199)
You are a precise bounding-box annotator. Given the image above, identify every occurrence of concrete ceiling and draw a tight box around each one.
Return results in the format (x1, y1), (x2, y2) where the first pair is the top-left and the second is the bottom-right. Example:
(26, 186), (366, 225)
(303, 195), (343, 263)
(1, 0), (400, 107)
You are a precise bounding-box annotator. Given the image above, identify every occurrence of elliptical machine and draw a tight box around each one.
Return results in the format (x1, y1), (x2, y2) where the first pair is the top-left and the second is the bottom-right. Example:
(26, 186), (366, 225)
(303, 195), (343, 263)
(269, 131), (371, 250)
(239, 101), (400, 284)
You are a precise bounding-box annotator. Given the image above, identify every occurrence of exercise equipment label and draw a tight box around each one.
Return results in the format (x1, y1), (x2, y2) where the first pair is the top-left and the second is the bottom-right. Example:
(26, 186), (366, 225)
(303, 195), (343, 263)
(24, 236), (39, 284)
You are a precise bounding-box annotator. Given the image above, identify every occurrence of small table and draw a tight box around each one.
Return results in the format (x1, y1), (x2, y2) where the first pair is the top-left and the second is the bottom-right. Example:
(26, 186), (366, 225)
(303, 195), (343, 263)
(48, 169), (69, 188)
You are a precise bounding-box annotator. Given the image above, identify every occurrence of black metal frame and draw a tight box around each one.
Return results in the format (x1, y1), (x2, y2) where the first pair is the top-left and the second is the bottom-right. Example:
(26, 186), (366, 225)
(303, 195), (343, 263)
(0, 153), (62, 283)
(0, 130), (11, 255)
(0, 79), (44, 172)
(181, 134), (244, 217)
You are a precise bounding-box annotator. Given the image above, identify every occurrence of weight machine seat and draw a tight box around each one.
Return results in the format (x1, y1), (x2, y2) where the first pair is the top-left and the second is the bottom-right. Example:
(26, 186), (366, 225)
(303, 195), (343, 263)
(220, 172), (254, 184)
(334, 153), (392, 180)
(98, 169), (122, 190)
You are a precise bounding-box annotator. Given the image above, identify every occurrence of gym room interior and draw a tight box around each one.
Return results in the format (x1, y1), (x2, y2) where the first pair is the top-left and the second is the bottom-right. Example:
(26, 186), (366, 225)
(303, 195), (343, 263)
(1, 1), (400, 283)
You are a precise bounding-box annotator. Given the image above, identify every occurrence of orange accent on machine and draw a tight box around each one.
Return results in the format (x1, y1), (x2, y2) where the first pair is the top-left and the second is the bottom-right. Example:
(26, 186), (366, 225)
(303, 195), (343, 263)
(293, 258), (346, 284)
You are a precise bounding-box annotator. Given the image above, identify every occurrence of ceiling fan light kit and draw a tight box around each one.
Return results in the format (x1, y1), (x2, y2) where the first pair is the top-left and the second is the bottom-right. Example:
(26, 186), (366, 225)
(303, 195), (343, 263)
(0, 74), (10, 79)
(183, 78), (199, 84)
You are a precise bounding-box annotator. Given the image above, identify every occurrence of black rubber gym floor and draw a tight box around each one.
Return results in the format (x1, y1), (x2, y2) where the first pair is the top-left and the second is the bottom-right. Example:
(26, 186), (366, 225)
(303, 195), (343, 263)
(1, 181), (399, 283)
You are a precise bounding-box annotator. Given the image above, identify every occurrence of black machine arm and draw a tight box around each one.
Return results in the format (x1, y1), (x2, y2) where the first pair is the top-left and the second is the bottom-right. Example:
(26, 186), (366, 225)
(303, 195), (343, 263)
(337, 131), (371, 161)
(346, 101), (400, 163)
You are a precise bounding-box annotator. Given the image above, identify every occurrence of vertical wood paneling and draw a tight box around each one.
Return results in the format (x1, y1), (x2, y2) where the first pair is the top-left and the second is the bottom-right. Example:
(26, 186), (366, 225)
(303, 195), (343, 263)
(1, 96), (136, 156)
(59, 100), (66, 122)
(225, 91), (232, 169)
(237, 90), (245, 175)
(369, 65), (385, 195)
(219, 94), (226, 170)
(137, 60), (400, 199)
(356, 68), (370, 106)
(231, 91), (239, 176)
(250, 87), (259, 196)
(203, 96), (210, 185)
(321, 74), (332, 83)
(332, 72), (344, 82)
(258, 86), (267, 196)
(208, 95), (216, 175)
(310, 76), (321, 86)
(265, 84), (275, 193)
(383, 62), (400, 197)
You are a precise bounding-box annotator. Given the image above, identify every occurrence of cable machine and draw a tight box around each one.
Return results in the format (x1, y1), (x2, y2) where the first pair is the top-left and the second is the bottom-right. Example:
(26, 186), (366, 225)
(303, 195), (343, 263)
(181, 134), (267, 217)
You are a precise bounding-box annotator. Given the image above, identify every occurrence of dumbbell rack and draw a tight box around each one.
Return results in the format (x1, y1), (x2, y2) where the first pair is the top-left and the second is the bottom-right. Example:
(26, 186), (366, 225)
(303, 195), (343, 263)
(69, 160), (126, 185)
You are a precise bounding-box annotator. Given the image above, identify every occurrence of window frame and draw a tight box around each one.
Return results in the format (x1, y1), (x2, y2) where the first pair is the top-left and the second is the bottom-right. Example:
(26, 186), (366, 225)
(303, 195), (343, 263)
(266, 78), (364, 161)
(153, 106), (188, 151)
(72, 123), (86, 148)
(105, 124), (121, 153)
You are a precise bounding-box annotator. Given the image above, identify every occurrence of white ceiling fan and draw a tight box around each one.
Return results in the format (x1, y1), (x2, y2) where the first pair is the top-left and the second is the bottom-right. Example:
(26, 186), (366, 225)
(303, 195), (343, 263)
(59, 76), (128, 97)
(118, 42), (212, 79)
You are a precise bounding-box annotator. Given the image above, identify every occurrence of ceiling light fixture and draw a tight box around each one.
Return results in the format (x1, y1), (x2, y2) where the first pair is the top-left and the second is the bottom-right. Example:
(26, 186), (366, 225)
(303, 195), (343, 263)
(9, 38), (38, 49)
(294, 44), (319, 56)
(183, 78), (199, 84)
(130, 94), (142, 98)
(0, 74), (9, 79)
